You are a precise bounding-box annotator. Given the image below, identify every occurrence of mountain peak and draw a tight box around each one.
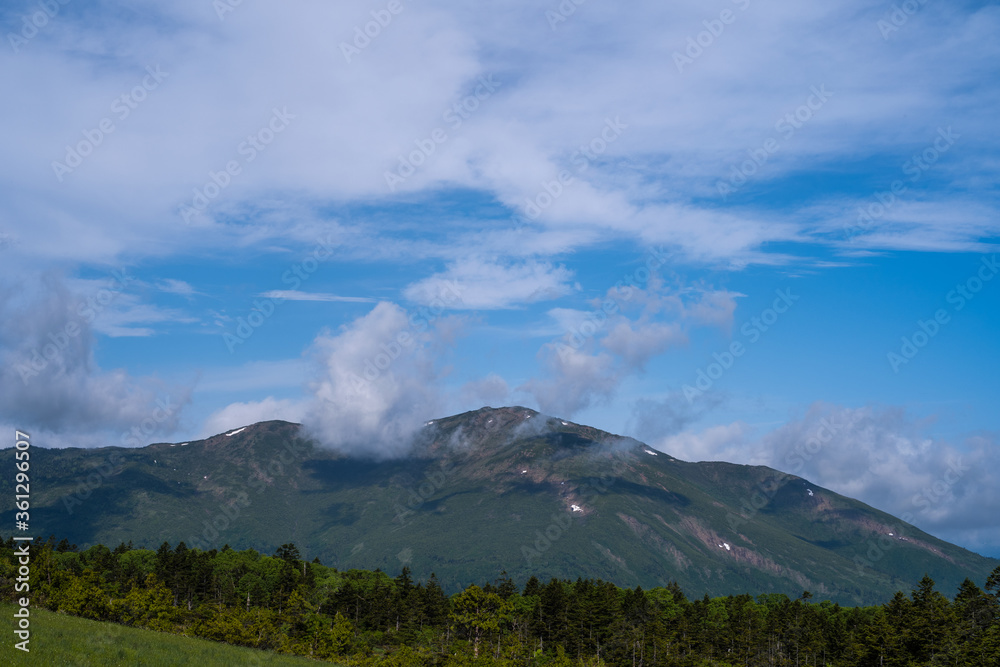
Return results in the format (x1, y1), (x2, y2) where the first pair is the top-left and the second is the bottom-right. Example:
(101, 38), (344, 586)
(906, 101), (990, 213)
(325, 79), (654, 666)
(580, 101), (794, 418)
(3, 410), (997, 604)
(427, 405), (538, 433)
(421, 405), (638, 457)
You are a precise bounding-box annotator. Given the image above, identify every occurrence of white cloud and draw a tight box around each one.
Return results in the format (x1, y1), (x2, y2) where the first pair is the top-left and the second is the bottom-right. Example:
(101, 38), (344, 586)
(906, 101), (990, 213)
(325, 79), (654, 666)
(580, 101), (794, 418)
(404, 257), (574, 309)
(626, 392), (725, 445)
(601, 320), (686, 367)
(259, 290), (377, 303)
(301, 302), (448, 458)
(88, 300), (193, 338)
(200, 397), (307, 438)
(63, 275), (194, 338)
(656, 421), (756, 463)
(522, 344), (620, 417)
(0, 273), (191, 443)
(684, 288), (744, 330)
(156, 279), (199, 296)
(3, 1), (995, 270)
(653, 403), (1000, 557)
(523, 280), (740, 416)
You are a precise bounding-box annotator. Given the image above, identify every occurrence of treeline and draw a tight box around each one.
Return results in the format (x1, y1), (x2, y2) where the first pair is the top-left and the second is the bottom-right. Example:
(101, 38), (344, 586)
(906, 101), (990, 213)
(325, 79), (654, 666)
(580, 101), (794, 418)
(2, 536), (999, 666)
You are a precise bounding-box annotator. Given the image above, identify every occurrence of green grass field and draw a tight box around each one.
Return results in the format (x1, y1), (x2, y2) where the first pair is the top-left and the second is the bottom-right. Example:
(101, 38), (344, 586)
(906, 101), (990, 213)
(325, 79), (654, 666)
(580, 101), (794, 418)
(0, 603), (335, 666)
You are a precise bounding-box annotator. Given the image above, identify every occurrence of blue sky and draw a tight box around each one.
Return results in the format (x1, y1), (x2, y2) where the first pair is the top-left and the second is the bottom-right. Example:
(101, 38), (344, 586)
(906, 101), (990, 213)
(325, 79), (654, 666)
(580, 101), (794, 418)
(1, 0), (998, 557)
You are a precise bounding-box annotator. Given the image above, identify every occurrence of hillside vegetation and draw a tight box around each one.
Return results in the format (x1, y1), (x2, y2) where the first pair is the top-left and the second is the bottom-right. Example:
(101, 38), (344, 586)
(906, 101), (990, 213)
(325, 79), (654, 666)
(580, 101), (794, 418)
(2, 408), (996, 606)
(2, 536), (999, 666)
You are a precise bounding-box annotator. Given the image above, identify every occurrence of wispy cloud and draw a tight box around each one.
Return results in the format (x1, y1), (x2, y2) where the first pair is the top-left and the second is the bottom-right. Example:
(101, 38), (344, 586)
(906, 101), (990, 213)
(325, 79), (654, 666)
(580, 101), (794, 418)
(156, 279), (200, 296)
(405, 257), (574, 309)
(1, 1), (995, 269)
(259, 290), (376, 303)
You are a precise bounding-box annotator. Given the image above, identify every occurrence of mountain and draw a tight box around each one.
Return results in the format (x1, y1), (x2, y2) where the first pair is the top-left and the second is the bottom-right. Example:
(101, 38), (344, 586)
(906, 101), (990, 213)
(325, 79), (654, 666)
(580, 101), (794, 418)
(3, 406), (996, 605)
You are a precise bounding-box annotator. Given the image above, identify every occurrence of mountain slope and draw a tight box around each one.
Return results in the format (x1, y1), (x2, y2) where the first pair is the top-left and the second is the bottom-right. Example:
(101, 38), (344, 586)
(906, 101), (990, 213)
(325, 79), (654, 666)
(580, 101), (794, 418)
(3, 407), (995, 605)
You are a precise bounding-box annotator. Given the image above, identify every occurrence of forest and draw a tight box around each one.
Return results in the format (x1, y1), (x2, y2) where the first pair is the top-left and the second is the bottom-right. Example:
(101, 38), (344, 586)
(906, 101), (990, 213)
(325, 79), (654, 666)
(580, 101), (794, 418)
(2, 536), (999, 666)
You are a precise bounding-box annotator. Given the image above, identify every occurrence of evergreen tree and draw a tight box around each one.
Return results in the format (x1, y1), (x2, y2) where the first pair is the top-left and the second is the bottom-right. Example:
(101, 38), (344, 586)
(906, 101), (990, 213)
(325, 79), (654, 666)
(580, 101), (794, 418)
(540, 578), (571, 648)
(8, 533), (1000, 667)
(909, 574), (954, 663)
(883, 590), (914, 667)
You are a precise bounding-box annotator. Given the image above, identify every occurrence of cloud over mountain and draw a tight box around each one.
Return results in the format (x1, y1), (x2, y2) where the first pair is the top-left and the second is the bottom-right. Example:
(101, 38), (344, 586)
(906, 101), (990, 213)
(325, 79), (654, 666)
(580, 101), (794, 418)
(301, 302), (451, 458)
(655, 403), (1000, 558)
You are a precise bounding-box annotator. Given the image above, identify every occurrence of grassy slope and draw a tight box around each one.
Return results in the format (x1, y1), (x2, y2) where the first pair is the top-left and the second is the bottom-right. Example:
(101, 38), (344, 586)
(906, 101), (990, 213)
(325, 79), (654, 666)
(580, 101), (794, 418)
(0, 603), (330, 666)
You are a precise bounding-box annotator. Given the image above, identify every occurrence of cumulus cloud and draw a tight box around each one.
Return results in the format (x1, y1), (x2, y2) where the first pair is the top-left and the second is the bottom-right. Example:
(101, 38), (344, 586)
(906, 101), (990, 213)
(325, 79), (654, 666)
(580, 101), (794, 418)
(653, 403), (1000, 557)
(0, 273), (190, 446)
(300, 302), (449, 458)
(522, 279), (740, 416)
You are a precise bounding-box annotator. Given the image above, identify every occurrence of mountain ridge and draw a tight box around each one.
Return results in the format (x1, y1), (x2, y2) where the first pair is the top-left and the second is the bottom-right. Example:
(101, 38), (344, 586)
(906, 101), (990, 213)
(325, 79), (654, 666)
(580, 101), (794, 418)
(3, 406), (996, 605)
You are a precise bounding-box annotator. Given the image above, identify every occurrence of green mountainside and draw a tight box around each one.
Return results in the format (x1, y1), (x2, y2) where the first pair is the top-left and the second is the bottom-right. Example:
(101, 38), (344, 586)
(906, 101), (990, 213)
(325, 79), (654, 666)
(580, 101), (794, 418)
(3, 406), (996, 605)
